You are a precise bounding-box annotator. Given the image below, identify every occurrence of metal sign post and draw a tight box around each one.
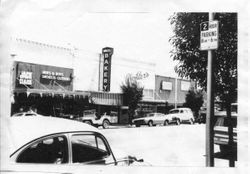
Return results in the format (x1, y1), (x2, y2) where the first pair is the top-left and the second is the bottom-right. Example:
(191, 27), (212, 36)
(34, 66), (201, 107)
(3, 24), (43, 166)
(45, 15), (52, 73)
(200, 13), (218, 167)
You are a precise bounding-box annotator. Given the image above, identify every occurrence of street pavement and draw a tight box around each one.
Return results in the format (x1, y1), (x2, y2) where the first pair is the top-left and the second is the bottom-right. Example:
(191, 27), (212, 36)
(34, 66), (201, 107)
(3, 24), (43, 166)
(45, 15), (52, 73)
(101, 124), (234, 167)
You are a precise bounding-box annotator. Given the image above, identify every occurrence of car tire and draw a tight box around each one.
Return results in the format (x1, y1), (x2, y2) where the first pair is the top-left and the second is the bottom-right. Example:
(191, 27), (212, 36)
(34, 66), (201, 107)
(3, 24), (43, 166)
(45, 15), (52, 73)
(84, 120), (92, 125)
(164, 120), (169, 126)
(148, 120), (153, 127)
(102, 120), (110, 129)
(176, 119), (180, 125)
(189, 118), (194, 124)
(135, 124), (140, 127)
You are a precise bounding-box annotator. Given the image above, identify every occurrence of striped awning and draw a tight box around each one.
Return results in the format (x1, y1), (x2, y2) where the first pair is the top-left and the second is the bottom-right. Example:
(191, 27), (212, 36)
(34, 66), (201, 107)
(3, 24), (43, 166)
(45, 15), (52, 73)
(89, 91), (123, 106)
(13, 88), (90, 98)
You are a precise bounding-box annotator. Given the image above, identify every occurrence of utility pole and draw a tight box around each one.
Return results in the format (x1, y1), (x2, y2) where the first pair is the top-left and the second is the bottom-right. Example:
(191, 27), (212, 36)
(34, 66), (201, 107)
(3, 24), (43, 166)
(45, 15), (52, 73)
(205, 12), (215, 167)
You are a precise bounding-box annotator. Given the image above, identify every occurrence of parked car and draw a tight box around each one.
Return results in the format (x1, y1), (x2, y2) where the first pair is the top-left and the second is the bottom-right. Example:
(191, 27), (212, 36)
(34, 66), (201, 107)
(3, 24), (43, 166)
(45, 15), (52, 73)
(80, 110), (118, 129)
(132, 112), (170, 127)
(166, 108), (194, 125)
(8, 116), (144, 167)
(196, 107), (220, 124)
(214, 103), (237, 157)
(11, 112), (39, 117)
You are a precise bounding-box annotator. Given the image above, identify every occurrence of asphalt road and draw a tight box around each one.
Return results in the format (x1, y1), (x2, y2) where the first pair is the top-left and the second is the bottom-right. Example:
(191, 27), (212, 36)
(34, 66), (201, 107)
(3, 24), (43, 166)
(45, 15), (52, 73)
(101, 124), (234, 167)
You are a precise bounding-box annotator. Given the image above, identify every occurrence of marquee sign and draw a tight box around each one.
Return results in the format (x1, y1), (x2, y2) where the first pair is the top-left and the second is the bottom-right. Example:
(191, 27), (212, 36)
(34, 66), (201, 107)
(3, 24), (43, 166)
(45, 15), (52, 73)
(15, 61), (73, 91)
(102, 47), (113, 92)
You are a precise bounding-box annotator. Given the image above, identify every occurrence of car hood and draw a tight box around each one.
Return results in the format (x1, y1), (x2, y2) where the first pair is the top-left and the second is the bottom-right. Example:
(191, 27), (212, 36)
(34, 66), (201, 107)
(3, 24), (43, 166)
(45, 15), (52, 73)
(111, 147), (146, 166)
(165, 114), (175, 118)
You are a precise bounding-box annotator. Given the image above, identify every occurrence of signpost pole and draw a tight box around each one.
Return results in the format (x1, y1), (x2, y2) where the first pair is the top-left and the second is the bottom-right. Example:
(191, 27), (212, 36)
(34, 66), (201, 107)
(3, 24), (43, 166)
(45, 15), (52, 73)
(205, 12), (215, 167)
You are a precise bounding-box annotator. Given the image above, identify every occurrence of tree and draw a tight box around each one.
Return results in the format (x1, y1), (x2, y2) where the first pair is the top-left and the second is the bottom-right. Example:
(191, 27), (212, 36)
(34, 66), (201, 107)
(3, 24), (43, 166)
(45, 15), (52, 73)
(184, 88), (204, 119)
(169, 13), (237, 110)
(120, 74), (143, 125)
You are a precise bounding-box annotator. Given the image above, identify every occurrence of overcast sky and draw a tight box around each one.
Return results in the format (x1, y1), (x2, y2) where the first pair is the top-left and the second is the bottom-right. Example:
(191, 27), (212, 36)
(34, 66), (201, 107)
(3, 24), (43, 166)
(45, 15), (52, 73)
(2, 0), (249, 78)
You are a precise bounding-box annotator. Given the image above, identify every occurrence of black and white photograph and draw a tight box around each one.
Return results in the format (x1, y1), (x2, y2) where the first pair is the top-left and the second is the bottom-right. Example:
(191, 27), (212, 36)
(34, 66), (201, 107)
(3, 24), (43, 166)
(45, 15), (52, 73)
(0, 0), (249, 173)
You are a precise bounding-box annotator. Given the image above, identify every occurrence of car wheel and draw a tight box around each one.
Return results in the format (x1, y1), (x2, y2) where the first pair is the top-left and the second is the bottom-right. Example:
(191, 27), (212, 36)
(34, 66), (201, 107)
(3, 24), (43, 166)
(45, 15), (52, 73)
(189, 118), (194, 124)
(135, 124), (140, 127)
(84, 120), (92, 125)
(102, 120), (110, 129)
(164, 120), (169, 126)
(176, 119), (180, 125)
(148, 120), (153, 127)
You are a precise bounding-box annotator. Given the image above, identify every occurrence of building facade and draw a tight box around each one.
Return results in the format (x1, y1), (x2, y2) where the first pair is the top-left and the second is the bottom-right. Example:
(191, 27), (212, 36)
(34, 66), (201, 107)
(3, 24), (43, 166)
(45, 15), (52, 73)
(10, 38), (195, 121)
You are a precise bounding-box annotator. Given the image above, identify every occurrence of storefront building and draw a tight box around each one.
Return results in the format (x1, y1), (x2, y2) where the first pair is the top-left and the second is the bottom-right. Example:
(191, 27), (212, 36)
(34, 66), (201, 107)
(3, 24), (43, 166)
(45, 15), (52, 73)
(12, 61), (89, 116)
(155, 75), (196, 107)
(10, 38), (195, 121)
(10, 38), (155, 122)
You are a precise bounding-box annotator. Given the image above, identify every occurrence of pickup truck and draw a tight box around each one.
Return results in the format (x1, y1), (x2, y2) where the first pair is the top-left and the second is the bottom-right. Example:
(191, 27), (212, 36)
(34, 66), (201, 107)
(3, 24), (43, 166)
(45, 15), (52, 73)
(80, 110), (118, 129)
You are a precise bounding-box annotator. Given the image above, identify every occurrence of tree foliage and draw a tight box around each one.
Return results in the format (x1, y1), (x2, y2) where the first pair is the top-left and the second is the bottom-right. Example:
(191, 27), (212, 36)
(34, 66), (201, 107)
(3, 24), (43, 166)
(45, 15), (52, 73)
(120, 74), (143, 124)
(184, 88), (204, 118)
(169, 13), (237, 105)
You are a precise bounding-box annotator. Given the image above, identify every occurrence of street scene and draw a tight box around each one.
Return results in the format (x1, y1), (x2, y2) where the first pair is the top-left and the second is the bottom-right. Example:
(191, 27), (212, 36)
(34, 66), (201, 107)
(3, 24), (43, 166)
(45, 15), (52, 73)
(0, 0), (249, 174)
(102, 124), (230, 167)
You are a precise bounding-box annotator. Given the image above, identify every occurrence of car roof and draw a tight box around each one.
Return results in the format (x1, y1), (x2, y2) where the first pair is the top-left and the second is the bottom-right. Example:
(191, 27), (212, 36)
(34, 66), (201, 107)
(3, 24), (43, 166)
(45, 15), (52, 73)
(170, 108), (191, 111)
(12, 112), (38, 116)
(9, 116), (100, 154)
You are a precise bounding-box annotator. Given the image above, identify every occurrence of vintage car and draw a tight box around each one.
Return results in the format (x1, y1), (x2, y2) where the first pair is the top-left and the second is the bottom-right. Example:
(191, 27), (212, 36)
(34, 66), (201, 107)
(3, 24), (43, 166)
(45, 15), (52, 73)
(166, 108), (195, 125)
(80, 110), (118, 129)
(214, 103), (237, 158)
(11, 112), (39, 117)
(132, 112), (170, 127)
(7, 116), (143, 167)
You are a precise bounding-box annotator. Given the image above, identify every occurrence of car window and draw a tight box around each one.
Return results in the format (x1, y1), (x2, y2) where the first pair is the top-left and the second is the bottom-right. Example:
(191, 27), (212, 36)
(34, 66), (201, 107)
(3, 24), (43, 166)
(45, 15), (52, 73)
(169, 110), (179, 114)
(17, 135), (68, 164)
(215, 117), (237, 128)
(71, 134), (110, 164)
(147, 113), (154, 117)
(13, 113), (23, 116)
(25, 113), (36, 116)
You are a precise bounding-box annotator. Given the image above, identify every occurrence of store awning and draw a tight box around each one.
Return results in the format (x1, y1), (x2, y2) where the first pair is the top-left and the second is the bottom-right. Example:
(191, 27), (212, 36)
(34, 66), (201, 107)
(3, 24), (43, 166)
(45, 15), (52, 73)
(13, 88), (90, 98)
(89, 91), (123, 106)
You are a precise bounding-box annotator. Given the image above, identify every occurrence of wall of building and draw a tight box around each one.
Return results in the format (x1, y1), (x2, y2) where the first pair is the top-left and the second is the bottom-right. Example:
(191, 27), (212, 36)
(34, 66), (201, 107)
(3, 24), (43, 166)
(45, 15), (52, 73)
(155, 75), (196, 106)
(10, 38), (156, 95)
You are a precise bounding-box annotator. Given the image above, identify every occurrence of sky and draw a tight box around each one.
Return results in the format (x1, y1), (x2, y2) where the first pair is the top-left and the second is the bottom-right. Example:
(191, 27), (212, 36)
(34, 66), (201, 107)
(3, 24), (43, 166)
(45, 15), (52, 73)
(2, 0), (180, 77)
(1, 0), (249, 79)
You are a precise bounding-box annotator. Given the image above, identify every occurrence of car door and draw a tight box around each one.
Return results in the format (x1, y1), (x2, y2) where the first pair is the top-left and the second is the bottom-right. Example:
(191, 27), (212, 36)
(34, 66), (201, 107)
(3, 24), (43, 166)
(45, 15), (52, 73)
(179, 109), (185, 121)
(152, 113), (164, 125)
(69, 132), (116, 165)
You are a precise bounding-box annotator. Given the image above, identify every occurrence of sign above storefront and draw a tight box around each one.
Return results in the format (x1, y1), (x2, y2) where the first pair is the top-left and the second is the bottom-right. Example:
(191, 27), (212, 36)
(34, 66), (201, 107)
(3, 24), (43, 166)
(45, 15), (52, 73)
(19, 71), (33, 85)
(161, 81), (172, 90)
(41, 70), (71, 81)
(102, 47), (113, 92)
(132, 71), (149, 80)
(15, 61), (73, 91)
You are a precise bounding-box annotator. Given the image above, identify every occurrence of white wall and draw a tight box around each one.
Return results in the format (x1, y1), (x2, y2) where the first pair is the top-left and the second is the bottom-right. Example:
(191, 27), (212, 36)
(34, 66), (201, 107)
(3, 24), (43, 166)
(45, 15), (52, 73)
(11, 38), (156, 93)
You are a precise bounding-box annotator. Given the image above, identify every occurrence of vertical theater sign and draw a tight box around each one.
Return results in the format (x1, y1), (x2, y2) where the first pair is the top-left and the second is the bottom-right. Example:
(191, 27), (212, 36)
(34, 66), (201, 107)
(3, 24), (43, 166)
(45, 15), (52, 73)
(102, 47), (113, 92)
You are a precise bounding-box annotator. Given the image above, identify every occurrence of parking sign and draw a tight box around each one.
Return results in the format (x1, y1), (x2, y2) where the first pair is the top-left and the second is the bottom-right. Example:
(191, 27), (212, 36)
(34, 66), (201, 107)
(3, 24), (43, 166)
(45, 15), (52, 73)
(200, 21), (219, 50)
